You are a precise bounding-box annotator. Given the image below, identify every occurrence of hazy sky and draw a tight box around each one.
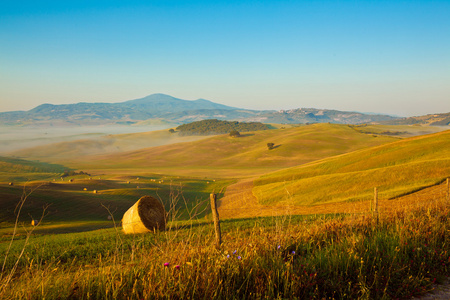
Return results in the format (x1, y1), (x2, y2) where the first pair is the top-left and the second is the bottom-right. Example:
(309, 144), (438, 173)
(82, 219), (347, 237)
(1, 1), (449, 117)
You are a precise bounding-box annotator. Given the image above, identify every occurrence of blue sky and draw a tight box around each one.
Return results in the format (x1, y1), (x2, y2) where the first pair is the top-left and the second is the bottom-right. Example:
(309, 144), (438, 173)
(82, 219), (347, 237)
(1, 1), (449, 116)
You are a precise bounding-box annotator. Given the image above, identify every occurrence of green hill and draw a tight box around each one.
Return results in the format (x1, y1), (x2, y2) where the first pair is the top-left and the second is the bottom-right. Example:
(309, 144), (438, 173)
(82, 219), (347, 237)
(0, 175), (229, 224)
(0, 156), (66, 174)
(252, 129), (450, 205)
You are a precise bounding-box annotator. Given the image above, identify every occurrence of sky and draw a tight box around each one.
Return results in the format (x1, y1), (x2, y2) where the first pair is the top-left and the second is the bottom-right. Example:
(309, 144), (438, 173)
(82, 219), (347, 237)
(0, 0), (449, 117)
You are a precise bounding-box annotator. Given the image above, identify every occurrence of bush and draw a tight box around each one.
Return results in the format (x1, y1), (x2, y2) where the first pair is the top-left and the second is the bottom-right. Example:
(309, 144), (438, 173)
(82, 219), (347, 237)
(229, 130), (240, 137)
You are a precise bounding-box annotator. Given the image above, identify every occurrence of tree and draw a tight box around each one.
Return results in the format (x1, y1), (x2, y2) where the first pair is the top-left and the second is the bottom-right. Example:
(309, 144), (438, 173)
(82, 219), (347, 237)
(168, 128), (175, 133)
(229, 130), (240, 137)
(267, 142), (275, 150)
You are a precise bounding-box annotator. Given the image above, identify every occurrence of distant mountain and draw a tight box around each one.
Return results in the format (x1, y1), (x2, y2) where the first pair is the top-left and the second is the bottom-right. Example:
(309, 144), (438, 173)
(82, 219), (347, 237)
(0, 93), (400, 126)
(247, 108), (399, 124)
(0, 94), (245, 126)
(378, 112), (450, 126)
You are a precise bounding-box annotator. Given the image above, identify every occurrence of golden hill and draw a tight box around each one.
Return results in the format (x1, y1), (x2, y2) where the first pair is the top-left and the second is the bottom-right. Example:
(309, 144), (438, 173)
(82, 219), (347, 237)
(11, 129), (208, 162)
(72, 123), (399, 177)
(250, 129), (450, 206)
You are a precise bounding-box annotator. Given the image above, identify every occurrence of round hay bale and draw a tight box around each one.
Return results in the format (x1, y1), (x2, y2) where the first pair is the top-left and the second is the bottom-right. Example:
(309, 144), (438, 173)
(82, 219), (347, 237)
(122, 196), (166, 234)
(93, 190), (97, 194)
(31, 219), (39, 226)
(8, 182), (13, 186)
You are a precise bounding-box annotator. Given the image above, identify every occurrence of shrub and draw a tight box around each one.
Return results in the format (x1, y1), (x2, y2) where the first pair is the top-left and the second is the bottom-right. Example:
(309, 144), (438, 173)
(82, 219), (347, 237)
(229, 130), (240, 137)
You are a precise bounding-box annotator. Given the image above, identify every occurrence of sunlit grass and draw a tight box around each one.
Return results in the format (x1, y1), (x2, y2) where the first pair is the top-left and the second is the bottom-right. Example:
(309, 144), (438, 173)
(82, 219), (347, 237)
(254, 130), (450, 205)
(1, 191), (449, 299)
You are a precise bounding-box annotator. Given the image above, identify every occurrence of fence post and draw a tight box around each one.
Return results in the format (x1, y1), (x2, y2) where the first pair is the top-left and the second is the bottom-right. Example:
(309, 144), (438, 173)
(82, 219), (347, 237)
(373, 187), (379, 223)
(210, 193), (222, 249)
(447, 178), (449, 202)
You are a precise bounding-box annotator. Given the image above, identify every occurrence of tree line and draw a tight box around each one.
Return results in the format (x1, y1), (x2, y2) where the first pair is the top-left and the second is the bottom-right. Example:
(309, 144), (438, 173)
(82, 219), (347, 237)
(175, 119), (270, 136)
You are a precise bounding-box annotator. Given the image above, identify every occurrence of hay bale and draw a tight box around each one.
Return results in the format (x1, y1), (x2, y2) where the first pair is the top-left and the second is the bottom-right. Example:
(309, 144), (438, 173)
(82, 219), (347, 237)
(8, 182), (13, 186)
(122, 196), (166, 234)
(31, 220), (39, 226)
(93, 190), (97, 194)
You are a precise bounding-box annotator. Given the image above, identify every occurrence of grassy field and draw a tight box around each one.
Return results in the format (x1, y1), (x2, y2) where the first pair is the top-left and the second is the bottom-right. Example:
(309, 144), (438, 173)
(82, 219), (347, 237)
(0, 175), (231, 226)
(1, 188), (449, 299)
(252, 129), (450, 205)
(0, 124), (449, 299)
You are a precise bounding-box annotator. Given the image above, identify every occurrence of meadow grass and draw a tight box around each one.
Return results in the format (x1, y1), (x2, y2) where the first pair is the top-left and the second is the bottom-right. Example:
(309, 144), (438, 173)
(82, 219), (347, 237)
(253, 130), (450, 205)
(0, 175), (232, 225)
(1, 189), (449, 299)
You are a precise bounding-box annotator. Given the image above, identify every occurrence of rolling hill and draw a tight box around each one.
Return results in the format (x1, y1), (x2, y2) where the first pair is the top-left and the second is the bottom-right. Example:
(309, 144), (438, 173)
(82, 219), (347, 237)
(379, 112), (450, 126)
(253, 108), (399, 124)
(250, 129), (450, 206)
(68, 123), (399, 177)
(0, 156), (68, 182)
(9, 129), (210, 163)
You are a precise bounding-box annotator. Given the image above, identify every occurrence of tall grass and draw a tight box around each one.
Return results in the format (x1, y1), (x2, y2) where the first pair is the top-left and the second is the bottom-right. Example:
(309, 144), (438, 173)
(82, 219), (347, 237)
(1, 185), (449, 299)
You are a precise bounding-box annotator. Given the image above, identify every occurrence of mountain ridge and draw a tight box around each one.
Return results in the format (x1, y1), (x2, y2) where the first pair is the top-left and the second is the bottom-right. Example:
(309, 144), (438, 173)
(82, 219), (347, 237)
(0, 93), (405, 126)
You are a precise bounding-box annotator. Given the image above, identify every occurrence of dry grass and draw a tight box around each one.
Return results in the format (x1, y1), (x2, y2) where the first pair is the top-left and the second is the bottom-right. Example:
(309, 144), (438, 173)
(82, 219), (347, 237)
(1, 184), (449, 299)
(252, 129), (450, 206)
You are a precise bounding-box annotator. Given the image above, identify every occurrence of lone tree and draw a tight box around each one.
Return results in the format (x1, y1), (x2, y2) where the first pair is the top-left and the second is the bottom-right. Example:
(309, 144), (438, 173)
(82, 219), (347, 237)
(168, 128), (175, 133)
(229, 130), (241, 137)
(267, 142), (275, 150)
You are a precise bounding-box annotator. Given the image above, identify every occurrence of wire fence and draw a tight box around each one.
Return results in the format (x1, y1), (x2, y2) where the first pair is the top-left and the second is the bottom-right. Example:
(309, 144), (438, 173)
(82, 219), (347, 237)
(216, 178), (450, 219)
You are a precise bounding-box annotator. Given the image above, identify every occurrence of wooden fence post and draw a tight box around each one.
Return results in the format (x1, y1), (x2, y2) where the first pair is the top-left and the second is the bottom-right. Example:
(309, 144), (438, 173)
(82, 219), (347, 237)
(373, 187), (379, 223)
(210, 193), (222, 249)
(447, 178), (449, 202)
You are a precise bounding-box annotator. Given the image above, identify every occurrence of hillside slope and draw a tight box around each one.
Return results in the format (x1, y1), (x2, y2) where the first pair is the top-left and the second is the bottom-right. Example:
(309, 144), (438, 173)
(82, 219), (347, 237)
(0, 156), (68, 182)
(252, 129), (450, 205)
(379, 112), (450, 126)
(72, 123), (398, 177)
(10, 129), (210, 162)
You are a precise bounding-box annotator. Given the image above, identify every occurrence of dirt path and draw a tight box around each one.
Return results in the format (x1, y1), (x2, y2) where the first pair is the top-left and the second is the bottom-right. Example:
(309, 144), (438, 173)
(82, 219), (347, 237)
(413, 279), (450, 299)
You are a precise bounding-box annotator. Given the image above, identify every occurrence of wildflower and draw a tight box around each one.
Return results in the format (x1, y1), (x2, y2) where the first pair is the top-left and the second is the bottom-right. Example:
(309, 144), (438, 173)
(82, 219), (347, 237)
(175, 265), (180, 270)
(233, 250), (237, 255)
(277, 245), (281, 249)
(291, 251), (296, 255)
(164, 262), (170, 267)
(227, 254), (230, 258)
(238, 256), (241, 260)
